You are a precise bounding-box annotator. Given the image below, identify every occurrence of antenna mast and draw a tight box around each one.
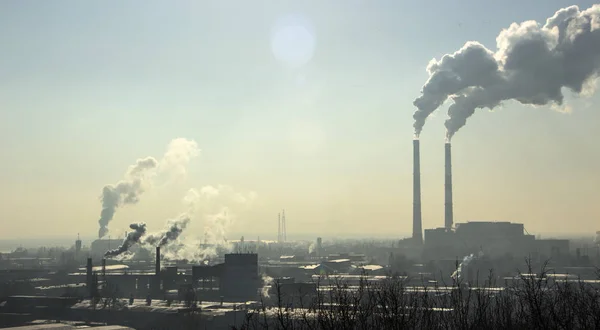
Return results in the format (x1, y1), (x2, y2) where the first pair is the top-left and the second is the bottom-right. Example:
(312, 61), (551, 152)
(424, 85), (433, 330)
(277, 213), (281, 243)
(282, 209), (287, 242)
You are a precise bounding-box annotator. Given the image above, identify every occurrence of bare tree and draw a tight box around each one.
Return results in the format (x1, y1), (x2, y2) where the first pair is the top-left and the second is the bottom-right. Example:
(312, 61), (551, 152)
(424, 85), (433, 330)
(238, 259), (600, 330)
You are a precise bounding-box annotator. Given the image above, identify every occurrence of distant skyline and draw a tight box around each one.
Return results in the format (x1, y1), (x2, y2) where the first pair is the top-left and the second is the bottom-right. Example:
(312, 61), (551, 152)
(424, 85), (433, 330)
(1, 0), (599, 240)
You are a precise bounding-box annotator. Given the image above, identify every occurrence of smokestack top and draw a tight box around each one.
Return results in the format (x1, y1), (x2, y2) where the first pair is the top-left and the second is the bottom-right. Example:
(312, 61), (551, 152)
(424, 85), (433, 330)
(412, 138), (423, 244)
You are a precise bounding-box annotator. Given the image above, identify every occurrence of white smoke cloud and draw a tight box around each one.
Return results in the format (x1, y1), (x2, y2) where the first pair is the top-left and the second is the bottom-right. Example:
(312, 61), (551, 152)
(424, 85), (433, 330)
(413, 4), (600, 140)
(97, 138), (200, 238)
(98, 158), (158, 238)
(156, 138), (200, 183)
(144, 188), (200, 248)
(154, 185), (257, 262)
(308, 241), (315, 254)
(451, 251), (484, 282)
(198, 186), (257, 257)
(261, 274), (275, 299)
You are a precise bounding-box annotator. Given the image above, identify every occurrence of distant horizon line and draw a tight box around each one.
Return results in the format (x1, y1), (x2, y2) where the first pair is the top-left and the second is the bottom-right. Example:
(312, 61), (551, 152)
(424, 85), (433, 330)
(0, 231), (596, 243)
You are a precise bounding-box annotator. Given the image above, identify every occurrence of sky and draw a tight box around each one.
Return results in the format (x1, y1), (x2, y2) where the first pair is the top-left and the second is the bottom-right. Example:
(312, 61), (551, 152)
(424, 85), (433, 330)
(0, 0), (599, 241)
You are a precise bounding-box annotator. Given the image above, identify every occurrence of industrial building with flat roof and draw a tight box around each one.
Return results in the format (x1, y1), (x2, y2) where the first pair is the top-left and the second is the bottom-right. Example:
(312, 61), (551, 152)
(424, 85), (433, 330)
(424, 221), (569, 260)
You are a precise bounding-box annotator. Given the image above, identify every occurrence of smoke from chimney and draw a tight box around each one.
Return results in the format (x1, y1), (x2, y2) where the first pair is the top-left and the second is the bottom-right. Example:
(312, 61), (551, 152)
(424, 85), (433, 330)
(445, 143), (453, 230)
(156, 138), (201, 183)
(98, 158), (158, 238)
(150, 185), (256, 263)
(143, 188), (199, 248)
(104, 223), (147, 257)
(412, 139), (423, 243)
(413, 5), (600, 140)
(97, 138), (200, 238)
(144, 215), (191, 247)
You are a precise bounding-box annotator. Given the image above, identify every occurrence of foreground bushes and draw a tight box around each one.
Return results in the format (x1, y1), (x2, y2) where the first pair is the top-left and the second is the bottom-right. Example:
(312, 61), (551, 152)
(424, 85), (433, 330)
(240, 261), (600, 330)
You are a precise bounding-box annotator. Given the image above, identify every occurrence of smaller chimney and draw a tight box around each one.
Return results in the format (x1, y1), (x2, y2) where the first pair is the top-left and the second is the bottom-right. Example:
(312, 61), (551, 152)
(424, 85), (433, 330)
(86, 258), (93, 297)
(155, 246), (161, 276)
(86, 258), (93, 284)
(154, 246), (162, 297)
(316, 237), (322, 257)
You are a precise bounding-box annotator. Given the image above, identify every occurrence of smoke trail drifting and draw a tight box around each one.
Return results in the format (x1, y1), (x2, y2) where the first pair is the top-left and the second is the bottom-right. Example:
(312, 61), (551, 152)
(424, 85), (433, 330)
(199, 185), (257, 255)
(451, 254), (475, 282)
(144, 216), (191, 247)
(153, 209), (233, 262)
(413, 5), (600, 140)
(144, 188), (200, 248)
(104, 223), (147, 257)
(98, 158), (158, 238)
(451, 251), (484, 282)
(157, 138), (200, 183)
(308, 242), (316, 254)
(97, 138), (200, 238)
(146, 185), (256, 262)
(261, 274), (275, 298)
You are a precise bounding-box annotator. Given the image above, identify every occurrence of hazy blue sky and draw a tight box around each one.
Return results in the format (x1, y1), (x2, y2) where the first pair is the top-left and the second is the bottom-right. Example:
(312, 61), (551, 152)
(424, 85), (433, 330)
(1, 0), (599, 240)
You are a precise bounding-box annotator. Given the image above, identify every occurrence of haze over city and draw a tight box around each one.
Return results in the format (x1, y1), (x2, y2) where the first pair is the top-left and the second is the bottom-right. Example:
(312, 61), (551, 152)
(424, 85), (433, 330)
(1, 0), (599, 242)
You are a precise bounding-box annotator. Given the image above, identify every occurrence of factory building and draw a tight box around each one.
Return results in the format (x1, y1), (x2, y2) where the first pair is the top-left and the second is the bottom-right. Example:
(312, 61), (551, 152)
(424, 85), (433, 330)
(74, 251), (260, 304)
(412, 141), (573, 263)
(220, 253), (259, 300)
(191, 253), (259, 301)
(424, 221), (570, 260)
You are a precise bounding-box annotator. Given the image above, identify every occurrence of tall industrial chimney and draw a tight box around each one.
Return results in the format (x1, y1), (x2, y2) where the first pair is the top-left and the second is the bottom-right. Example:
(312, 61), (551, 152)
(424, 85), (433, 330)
(155, 246), (161, 276)
(86, 258), (94, 297)
(86, 257), (93, 286)
(445, 142), (454, 230)
(412, 139), (423, 244)
(154, 246), (161, 296)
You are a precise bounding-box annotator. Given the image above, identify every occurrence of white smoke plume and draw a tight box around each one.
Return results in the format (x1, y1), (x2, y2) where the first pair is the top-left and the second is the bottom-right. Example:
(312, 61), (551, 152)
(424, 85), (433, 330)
(144, 215), (191, 247)
(97, 138), (200, 238)
(104, 223), (147, 258)
(161, 185), (257, 262)
(199, 208), (234, 257)
(199, 185), (257, 256)
(98, 158), (158, 238)
(143, 189), (200, 248)
(157, 138), (200, 183)
(110, 252), (135, 262)
(413, 5), (600, 140)
(261, 274), (275, 299)
(308, 241), (316, 254)
(451, 251), (484, 282)
(451, 254), (474, 282)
